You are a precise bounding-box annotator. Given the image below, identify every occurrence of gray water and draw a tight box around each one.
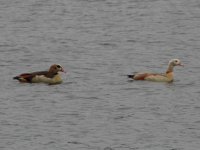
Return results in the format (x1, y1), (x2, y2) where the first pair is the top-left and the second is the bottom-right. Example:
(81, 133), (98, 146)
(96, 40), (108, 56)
(0, 0), (200, 150)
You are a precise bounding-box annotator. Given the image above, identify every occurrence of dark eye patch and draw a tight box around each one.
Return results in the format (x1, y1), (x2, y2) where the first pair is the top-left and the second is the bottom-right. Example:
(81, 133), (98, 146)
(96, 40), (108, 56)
(57, 65), (61, 68)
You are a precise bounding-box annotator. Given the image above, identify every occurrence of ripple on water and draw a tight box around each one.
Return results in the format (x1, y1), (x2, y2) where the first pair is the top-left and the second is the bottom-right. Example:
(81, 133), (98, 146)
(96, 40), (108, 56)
(1, 0), (200, 150)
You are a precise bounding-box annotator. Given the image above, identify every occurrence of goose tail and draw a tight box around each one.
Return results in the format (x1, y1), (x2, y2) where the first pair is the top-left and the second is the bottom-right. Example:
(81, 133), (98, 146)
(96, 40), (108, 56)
(127, 74), (135, 79)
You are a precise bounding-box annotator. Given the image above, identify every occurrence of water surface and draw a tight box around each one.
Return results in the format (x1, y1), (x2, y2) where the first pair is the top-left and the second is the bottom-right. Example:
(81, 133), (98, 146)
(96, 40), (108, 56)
(0, 0), (200, 150)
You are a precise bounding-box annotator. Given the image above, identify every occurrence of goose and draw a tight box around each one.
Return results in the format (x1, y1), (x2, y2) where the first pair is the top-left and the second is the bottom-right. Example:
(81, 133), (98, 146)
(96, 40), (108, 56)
(127, 59), (183, 82)
(13, 64), (65, 84)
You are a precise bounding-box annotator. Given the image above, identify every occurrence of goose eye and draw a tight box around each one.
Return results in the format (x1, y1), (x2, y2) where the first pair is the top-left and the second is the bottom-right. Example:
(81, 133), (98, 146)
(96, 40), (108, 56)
(174, 60), (178, 63)
(57, 65), (61, 68)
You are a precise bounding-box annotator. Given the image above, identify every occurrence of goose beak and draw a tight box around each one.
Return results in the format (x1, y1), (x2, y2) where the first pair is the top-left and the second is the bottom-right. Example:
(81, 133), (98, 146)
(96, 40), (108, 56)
(61, 68), (67, 73)
(178, 63), (184, 67)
